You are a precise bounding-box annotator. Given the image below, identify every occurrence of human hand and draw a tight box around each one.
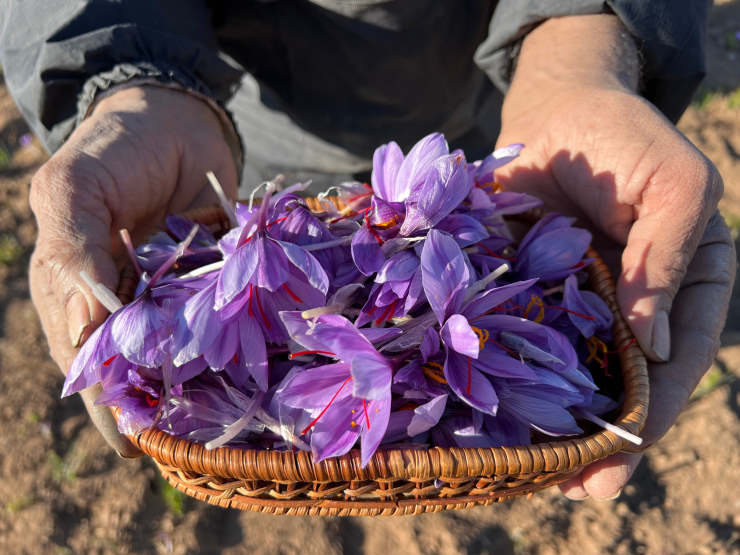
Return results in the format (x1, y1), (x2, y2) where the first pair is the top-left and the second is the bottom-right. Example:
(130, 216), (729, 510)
(496, 15), (736, 499)
(29, 85), (238, 456)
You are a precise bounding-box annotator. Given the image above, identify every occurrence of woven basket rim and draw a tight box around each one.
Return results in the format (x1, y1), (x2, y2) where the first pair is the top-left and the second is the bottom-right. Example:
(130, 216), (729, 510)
(117, 201), (649, 484)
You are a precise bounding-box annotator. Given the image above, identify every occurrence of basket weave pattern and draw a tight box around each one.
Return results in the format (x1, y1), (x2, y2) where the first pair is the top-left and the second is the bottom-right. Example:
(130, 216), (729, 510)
(117, 201), (649, 516)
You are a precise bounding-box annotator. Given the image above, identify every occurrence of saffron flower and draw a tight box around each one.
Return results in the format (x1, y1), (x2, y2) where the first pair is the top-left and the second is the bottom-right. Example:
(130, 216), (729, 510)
(277, 312), (393, 467)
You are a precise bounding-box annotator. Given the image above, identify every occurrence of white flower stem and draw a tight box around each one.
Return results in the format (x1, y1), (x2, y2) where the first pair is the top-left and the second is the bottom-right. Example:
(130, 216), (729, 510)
(577, 409), (643, 446)
(178, 260), (225, 279)
(79, 270), (123, 313)
(464, 263), (510, 302)
(119, 229), (142, 277)
(206, 171), (238, 227)
(302, 236), (352, 251)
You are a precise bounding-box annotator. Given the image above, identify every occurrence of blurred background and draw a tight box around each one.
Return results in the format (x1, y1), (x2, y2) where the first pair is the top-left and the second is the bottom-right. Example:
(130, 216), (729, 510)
(0, 1), (738, 553)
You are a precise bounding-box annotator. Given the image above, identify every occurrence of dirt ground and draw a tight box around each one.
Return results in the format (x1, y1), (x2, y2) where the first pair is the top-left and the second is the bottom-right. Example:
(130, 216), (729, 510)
(1, 3), (739, 554)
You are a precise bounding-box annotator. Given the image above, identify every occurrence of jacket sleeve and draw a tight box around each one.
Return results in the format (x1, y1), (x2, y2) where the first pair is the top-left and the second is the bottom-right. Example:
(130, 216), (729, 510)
(0, 0), (243, 152)
(474, 0), (709, 123)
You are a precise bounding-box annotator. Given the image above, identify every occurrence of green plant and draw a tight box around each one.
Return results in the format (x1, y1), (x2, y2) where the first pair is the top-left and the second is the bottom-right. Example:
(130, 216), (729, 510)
(692, 86), (717, 111)
(157, 475), (186, 516)
(0, 234), (23, 265)
(728, 86), (740, 110)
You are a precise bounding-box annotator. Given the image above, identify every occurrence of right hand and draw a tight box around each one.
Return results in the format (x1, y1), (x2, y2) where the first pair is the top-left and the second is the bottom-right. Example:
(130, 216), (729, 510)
(29, 85), (238, 456)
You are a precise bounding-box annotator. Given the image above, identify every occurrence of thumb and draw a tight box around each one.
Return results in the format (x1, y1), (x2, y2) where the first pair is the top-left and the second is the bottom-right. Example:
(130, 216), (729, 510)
(29, 164), (141, 457)
(616, 155), (723, 362)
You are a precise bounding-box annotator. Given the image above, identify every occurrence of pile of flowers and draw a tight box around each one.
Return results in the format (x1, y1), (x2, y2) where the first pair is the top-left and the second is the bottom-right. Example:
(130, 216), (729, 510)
(64, 133), (640, 467)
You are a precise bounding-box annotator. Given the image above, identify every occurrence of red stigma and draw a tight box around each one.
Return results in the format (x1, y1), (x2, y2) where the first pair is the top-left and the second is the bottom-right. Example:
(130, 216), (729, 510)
(248, 284), (255, 317)
(254, 287), (271, 328)
(545, 305), (596, 321)
(362, 399), (371, 429)
(282, 284), (304, 304)
(374, 300), (398, 326)
(363, 213), (385, 246)
(145, 394), (158, 407)
(103, 355), (117, 367)
(266, 216), (288, 229)
(289, 350), (337, 360)
(301, 376), (352, 434)
(476, 242), (516, 261)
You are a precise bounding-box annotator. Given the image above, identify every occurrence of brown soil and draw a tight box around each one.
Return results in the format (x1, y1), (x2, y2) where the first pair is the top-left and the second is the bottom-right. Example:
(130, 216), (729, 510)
(1, 3), (739, 553)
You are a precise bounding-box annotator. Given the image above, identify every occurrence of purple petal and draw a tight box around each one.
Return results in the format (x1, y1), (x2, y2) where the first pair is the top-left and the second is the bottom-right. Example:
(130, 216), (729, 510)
(436, 214), (489, 247)
(350, 353), (392, 400)
(461, 278), (538, 320)
(440, 314), (480, 358)
(475, 349), (537, 380)
(309, 395), (361, 462)
(351, 224), (386, 276)
(444, 351), (498, 415)
(173, 282), (221, 366)
(500, 388), (582, 436)
(280, 312), (378, 363)
(562, 274), (613, 337)
(238, 314), (268, 390)
(401, 153), (473, 235)
(420, 327), (440, 361)
(215, 238), (260, 309)
(474, 143), (524, 180)
(375, 250), (419, 283)
(407, 394), (447, 436)
(394, 133), (449, 196)
(420, 229), (471, 324)
(276, 240), (330, 295)
(372, 140), (405, 201)
(360, 398), (391, 467)
(62, 319), (114, 397)
(110, 295), (168, 367)
(279, 363), (353, 410)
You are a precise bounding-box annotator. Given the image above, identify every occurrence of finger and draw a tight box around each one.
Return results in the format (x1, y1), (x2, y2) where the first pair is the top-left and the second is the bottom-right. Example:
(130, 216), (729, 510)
(29, 159), (119, 366)
(637, 213), (735, 445)
(80, 386), (142, 458)
(29, 158), (142, 457)
(617, 155), (723, 362)
(559, 474), (589, 500)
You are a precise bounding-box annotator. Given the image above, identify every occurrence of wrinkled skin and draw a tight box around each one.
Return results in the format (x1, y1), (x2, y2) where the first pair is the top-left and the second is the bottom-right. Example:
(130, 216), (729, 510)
(29, 86), (237, 456)
(497, 15), (735, 499)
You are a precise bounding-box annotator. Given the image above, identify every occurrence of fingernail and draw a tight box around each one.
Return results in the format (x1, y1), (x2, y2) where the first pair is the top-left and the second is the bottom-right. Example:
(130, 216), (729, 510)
(651, 310), (670, 362)
(66, 291), (91, 348)
(601, 488), (623, 501)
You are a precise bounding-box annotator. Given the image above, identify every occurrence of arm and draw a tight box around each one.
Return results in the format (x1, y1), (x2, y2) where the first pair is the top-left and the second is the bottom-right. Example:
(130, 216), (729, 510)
(496, 14), (735, 499)
(0, 0), (242, 152)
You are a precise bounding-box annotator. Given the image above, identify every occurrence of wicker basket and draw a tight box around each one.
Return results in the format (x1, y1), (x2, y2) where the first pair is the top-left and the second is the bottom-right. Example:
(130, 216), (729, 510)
(115, 200), (649, 516)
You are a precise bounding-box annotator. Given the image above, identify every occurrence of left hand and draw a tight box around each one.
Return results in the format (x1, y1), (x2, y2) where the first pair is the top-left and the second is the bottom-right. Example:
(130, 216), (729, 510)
(495, 15), (736, 500)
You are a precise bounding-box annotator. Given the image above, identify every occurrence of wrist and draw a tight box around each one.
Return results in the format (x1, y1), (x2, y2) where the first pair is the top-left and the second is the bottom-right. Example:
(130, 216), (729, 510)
(91, 83), (242, 177)
(502, 14), (640, 122)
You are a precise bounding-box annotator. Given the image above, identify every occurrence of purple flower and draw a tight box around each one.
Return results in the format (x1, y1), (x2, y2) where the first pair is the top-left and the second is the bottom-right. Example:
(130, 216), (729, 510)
(173, 280), (269, 390)
(357, 250), (423, 326)
(277, 312), (393, 466)
(562, 274), (613, 338)
(515, 213), (592, 281)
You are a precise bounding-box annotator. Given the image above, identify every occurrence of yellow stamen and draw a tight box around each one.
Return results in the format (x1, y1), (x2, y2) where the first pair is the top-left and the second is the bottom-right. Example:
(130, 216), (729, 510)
(471, 326), (490, 351)
(422, 361), (448, 384)
(524, 295), (545, 323)
(586, 336), (608, 366)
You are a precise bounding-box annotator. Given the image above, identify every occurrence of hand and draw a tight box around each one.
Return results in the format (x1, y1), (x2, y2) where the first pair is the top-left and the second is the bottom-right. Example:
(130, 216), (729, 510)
(496, 15), (736, 499)
(29, 85), (238, 456)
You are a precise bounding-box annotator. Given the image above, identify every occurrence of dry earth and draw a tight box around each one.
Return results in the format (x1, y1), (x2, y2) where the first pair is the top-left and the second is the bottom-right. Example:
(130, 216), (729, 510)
(1, 3), (739, 554)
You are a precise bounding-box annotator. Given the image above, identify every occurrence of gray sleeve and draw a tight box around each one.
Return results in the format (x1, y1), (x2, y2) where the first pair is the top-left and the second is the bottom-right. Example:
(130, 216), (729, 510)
(0, 0), (243, 152)
(474, 0), (709, 123)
